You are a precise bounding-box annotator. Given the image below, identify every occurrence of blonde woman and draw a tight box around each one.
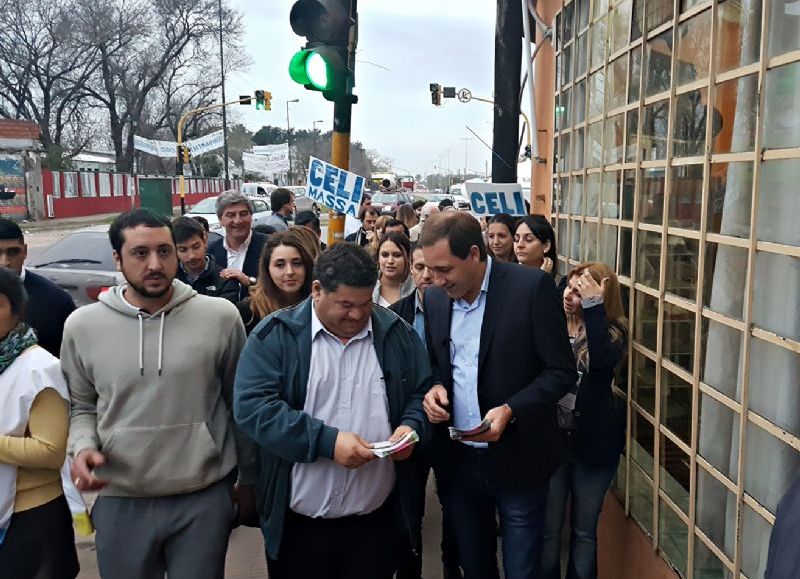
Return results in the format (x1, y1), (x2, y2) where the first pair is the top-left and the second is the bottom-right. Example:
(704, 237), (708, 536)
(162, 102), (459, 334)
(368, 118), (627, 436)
(542, 262), (629, 579)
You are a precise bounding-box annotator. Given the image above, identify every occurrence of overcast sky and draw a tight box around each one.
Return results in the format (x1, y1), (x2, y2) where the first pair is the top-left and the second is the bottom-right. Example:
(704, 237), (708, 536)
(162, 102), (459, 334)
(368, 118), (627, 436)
(225, 0), (498, 177)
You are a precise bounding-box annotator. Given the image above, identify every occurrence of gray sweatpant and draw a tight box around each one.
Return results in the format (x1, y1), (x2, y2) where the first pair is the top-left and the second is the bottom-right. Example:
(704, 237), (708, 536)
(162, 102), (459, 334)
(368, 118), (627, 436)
(91, 477), (236, 579)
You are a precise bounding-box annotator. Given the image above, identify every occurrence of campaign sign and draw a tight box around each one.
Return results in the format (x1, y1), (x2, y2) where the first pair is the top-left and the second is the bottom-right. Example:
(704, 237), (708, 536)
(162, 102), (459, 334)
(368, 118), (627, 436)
(306, 156), (366, 217)
(466, 182), (527, 217)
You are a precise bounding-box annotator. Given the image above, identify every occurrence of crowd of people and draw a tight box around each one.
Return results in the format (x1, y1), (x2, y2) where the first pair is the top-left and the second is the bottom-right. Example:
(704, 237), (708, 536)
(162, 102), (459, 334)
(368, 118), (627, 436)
(0, 185), (631, 579)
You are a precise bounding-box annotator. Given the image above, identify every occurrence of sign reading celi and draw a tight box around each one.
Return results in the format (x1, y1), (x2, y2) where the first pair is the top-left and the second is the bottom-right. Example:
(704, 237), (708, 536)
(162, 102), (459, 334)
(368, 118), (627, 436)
(305, 157), (366, 217)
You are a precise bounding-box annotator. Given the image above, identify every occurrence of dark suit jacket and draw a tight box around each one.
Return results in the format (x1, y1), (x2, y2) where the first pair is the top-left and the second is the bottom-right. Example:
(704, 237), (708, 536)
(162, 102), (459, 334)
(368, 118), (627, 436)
(207, 231), (268, 279)
(423, 260), (577, 489)
(24, 270), (76, 358)
(389, 292), (416, 326)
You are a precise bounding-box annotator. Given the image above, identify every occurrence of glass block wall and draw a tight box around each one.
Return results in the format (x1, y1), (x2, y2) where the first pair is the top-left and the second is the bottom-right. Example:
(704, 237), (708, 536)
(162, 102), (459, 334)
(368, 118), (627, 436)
(551, 0), (800, 576)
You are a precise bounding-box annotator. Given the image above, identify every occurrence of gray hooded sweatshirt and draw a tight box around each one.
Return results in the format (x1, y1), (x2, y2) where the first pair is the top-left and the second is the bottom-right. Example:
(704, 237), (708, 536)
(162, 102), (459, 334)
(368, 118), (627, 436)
(62, 280), (253, 497)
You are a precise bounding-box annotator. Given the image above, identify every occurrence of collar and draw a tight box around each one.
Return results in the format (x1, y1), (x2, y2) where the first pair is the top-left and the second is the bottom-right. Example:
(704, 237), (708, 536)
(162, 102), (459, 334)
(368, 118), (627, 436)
(20, 268), (26, 282)
(414, 291), (424, 314)
(456, 256), (492, 306)
(311, 302), (373, 344)
(224, 230), (253, 253)
(180, 256), (210, 277)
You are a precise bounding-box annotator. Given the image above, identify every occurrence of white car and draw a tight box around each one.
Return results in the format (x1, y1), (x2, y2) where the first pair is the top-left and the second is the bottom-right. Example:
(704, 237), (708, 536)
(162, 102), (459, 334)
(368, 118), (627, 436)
(240, 182), (277, 197)
(186, 195), (272, 234)
(421, 193), (471, 212)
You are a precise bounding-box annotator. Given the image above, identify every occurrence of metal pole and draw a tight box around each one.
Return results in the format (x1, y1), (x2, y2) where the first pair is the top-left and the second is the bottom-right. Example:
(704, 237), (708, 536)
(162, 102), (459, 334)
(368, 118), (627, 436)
(492, 0), (522, 183)
(313, 119), (323, 158)
(286, 99), (298, 185)
(130, 120), (137, 209)
(218, 0), (230, 188)
(521, 0), (538, 159)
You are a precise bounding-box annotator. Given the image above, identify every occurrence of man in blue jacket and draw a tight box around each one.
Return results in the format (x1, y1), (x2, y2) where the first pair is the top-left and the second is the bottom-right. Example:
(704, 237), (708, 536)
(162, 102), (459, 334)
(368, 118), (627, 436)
(234, 242), (432, 579)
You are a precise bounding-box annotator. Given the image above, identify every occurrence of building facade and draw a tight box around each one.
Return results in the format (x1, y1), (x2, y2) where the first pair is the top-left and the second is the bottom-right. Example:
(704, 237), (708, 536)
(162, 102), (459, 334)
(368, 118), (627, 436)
(548, 0), (800, 576)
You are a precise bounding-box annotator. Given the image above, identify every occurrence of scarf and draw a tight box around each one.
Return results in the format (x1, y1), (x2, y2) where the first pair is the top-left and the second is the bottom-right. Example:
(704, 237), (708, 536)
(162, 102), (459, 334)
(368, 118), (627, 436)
(0, 323), (38, 374)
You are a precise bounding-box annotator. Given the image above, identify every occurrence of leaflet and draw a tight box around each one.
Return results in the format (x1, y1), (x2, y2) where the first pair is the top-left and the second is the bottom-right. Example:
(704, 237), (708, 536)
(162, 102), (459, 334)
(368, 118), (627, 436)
(448, 419), (492, 440)
(371, 430), (419, 459)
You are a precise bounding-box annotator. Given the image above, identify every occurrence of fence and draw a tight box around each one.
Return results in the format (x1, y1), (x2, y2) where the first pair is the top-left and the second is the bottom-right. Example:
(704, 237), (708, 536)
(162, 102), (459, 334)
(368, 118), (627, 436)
(42, 170), (242, 219)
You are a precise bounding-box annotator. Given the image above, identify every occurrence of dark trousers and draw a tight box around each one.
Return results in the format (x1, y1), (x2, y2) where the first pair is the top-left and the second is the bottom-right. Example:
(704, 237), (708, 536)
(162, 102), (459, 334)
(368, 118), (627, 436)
(441, 444), (549, 579)
(267, 499), (400, 579)
(396, 448), (461, 579)
(0, 494), (79, 579)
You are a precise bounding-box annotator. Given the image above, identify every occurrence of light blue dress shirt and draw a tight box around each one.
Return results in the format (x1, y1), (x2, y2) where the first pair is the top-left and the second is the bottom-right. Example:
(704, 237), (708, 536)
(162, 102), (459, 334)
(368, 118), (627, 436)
(413, 292), (426, 346)
(450, 257), (493, 448)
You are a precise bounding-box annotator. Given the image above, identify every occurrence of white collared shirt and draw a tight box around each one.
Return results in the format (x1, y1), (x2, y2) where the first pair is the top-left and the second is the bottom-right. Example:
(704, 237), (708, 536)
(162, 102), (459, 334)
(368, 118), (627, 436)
(223, 231), (252, 272)
(289, 305), (395, 518)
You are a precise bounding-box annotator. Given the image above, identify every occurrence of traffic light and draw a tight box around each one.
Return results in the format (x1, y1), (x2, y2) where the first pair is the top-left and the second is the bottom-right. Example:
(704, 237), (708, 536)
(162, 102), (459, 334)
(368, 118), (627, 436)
(255, 90), (272, 110)
(430, 83), (442, 106)
(288, 0), (356, 102)
(176, 145), (191, 174)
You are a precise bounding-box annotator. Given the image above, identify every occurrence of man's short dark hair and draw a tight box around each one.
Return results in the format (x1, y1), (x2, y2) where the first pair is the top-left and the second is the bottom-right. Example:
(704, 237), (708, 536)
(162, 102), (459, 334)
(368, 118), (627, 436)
(0, 267), (27, 316)
(191, 215), (210, 233)
(253, 224), (277, 236)
(270, 188), (294, 212)
(412, 200), (425, 210)
(109, 208), (175, 254)
(0, 218), (24, 242)
(359, 206), (380, 221)
(384, 218), (410, 238)
(295, 210), (320, 232)
(418, 212), (487, 261)
(438, 198), (454, 210)
(172, 216), (206, 244)
(314, 243), (378, 292)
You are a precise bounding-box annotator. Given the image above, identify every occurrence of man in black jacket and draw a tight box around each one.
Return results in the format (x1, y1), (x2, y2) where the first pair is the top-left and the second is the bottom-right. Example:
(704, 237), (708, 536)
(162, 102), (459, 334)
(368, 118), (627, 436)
(390, 245), (461, 579)
(419, 212), (576, 579)
(0, 218), (76, 357)
(345, 206), (379, 246)
(173, 217), (241, 302)
(207, 191), (268, 287)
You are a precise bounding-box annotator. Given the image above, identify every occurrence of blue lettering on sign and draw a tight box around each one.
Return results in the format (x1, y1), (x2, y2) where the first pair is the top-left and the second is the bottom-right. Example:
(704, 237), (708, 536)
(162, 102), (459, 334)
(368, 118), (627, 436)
(351, 176), (364, 205)
(323, 165), (338, 192)
(485, 192), (500, 214)
(470, 192), (486, 215)
(512, 190), (526, 215)
(309, 159), (324, 187)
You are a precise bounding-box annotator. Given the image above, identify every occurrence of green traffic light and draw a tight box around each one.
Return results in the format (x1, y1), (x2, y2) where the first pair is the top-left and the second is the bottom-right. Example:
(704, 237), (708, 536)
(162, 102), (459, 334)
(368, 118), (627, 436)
(306, 52), (329, 90)
(289, 47), (344, 93)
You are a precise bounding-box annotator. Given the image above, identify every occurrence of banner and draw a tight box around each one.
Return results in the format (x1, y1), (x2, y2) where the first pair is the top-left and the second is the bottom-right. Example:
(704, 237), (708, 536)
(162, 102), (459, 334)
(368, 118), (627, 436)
(133, 131), (225, 158)
(251, 143), (290, 172)
(242, 151), (271, 175)
(466, 182), (528, 217)
(305, 156), (366, 217)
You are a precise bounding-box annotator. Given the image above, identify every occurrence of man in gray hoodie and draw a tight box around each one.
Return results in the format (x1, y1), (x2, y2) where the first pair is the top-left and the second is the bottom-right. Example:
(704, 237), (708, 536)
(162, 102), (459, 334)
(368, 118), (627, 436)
(62, 208), (256, 579)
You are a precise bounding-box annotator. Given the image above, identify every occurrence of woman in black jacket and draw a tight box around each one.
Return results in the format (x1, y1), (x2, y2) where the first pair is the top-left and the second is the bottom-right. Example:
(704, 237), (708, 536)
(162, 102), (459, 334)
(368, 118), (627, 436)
(541, 262), (628, 579)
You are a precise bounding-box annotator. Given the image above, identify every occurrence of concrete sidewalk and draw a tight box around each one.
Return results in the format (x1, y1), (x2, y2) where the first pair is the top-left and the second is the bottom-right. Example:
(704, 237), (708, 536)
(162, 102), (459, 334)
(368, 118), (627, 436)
(76, 477), (452, 579)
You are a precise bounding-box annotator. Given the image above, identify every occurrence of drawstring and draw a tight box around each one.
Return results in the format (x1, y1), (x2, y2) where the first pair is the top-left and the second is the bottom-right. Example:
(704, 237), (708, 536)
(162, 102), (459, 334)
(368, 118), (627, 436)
(137, 311), (166, 376)
(138, 314), (144, 376)
(157, 312), (165, 376)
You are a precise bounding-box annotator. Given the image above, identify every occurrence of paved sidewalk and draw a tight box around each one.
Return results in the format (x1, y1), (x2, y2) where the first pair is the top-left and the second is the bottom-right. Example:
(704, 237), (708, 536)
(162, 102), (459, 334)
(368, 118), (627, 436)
(76, 476), (451, 579)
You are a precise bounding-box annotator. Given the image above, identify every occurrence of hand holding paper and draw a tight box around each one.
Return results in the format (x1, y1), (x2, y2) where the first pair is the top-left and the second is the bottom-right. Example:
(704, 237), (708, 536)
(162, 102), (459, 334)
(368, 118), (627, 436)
(458, 404), (514, 443)
(372, 426), (418, 460)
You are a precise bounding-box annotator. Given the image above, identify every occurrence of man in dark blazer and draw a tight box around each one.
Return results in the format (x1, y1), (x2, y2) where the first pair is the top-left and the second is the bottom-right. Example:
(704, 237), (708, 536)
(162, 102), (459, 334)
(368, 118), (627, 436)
(207, 191), (268, 293)
(418, 212), (577, 579)
(0, 217), (76, 357)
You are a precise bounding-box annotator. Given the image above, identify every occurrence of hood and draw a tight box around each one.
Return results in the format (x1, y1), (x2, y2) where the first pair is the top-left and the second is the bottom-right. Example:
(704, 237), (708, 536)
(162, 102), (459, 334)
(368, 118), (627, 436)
(98, 280), (197, 376)
(99, 279), (196, 318)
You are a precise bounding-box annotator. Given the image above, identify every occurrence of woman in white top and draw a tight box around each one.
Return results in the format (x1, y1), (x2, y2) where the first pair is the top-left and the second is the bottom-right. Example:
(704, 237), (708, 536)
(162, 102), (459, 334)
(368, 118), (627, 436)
(372, 232), (415, 307)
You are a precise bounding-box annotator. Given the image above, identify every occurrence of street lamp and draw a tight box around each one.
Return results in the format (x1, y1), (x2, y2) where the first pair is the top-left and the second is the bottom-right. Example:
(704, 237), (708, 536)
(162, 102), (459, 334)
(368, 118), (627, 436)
(312, 119), (324, 157)
(286, 98), (299, 185)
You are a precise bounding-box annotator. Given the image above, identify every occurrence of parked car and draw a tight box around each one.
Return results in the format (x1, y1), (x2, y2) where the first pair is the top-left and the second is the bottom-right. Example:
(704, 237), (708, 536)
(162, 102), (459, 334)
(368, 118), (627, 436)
(371, 191), (415, 215)
(286, 186), (320, 216)
(28, 226), (223, 307)
(240, 182), (277, 197)
(186, 195), (271, 233)
(421, 193), (471, 212)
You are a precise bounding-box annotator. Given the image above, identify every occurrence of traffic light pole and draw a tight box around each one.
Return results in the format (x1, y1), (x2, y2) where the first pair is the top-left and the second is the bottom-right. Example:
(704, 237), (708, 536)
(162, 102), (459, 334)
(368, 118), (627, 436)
(177, 96), (254, 214)
(326, 98), (351, 246)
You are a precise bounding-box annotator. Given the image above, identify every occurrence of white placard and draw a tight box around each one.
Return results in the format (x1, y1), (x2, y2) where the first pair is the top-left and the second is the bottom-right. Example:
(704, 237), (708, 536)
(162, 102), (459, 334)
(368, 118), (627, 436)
(466, 182), (528, 217)
(305, 157), (366, 217)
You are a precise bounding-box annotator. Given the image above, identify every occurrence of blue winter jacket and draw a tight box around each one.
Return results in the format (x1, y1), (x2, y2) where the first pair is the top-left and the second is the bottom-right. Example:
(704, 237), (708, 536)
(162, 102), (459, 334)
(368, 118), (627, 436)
(233, 297), (433, 560)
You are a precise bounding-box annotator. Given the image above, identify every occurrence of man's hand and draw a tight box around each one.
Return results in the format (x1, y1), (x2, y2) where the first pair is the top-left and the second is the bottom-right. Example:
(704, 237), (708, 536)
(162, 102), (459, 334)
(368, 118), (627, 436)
(541, 257), (554, 274)
(220, 269), (251, 286)
(233, 483), (259, 527)
(71, 449), (109, 491)
(423, 384), (451, 424)
(333, 432), (376, 469)
(463, 404), (514, 443)
(387, 425), (416, 462)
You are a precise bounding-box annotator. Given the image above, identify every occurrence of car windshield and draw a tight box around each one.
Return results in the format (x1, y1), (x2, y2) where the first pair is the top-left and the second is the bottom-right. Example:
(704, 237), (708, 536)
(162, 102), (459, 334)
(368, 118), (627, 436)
(30, 231), (115, 271)
(189, 197), (218, 214)
(372, 193), (398, 203)
(425, 194), (451, 202)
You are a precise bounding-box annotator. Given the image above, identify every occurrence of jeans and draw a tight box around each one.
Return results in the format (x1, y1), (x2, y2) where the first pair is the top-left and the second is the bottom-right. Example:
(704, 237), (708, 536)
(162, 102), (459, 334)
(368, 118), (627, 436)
(541, 456), (619, 579)
(441, 445), (549, 579)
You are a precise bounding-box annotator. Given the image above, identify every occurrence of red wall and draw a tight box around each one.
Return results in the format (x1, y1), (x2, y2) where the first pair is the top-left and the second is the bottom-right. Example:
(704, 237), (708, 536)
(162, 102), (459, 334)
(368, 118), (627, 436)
(42, 171), (241, 219)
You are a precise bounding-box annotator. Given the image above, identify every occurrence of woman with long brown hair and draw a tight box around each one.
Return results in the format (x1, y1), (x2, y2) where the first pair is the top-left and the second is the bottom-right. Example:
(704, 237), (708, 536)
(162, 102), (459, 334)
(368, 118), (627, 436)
(372, 232), (415, 307)
(367, 214), (391, 259)
(395, 203), (419, 231)
(237, 230), (314, 335)
(542, 262), (628, 579)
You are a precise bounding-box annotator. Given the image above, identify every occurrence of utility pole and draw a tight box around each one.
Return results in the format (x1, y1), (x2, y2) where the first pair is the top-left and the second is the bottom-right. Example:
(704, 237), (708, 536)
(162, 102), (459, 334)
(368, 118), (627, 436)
(286, 99), (299, 185)
(493, 0), (522, 183)
(460, 137), (472, 180)
(217, 0), (230, 188)
(312, 119), (324, 157)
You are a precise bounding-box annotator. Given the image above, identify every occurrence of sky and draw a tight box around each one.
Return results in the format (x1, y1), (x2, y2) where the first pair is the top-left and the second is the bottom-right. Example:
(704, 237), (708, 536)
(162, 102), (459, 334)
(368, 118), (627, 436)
(225, 0), (498, 178)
